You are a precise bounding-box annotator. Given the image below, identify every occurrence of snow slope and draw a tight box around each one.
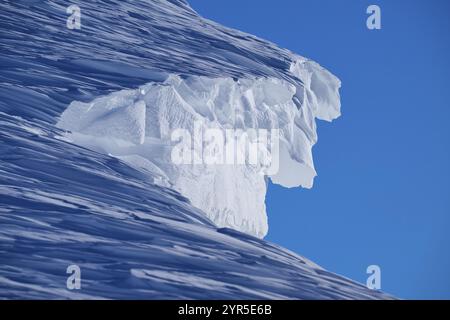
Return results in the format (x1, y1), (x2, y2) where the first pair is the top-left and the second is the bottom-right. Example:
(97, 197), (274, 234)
(0, 113), (390, 299)
(0, 0), (391, 299)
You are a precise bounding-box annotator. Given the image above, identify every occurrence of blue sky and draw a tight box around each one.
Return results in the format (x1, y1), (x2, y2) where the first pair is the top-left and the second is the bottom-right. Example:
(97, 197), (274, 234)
(189, 0), (450, 299)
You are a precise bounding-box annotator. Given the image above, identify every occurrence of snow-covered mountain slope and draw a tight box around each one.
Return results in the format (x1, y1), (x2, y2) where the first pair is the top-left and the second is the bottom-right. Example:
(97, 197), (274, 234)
(0, 113), (391, 299)
(0, 0), (391, 299)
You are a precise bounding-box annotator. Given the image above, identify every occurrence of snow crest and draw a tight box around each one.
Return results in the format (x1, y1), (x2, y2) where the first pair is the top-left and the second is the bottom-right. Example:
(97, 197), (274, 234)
(57, 59), (341, 238)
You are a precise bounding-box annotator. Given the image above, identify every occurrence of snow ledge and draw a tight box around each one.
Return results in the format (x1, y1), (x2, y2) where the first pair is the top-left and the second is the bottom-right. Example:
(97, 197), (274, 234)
(57, 59), (341, 238)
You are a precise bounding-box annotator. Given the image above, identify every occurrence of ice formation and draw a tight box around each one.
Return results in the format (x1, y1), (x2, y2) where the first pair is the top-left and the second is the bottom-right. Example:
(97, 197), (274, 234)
(57, 59), (341, 238)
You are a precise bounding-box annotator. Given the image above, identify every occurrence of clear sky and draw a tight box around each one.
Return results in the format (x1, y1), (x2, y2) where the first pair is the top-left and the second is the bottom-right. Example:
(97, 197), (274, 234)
(189, 0), (450, 299)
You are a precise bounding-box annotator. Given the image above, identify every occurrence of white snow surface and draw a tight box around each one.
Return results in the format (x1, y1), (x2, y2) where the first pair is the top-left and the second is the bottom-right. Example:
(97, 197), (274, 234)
(0, 0), (396, 300)
(57, 59), (341, 238)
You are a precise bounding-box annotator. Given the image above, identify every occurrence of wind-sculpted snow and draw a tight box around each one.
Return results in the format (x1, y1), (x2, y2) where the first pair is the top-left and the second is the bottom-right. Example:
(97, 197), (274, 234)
(56, 72), (339, 238)
(0, 114), (392, 299)
(0, 0), (391, 299)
